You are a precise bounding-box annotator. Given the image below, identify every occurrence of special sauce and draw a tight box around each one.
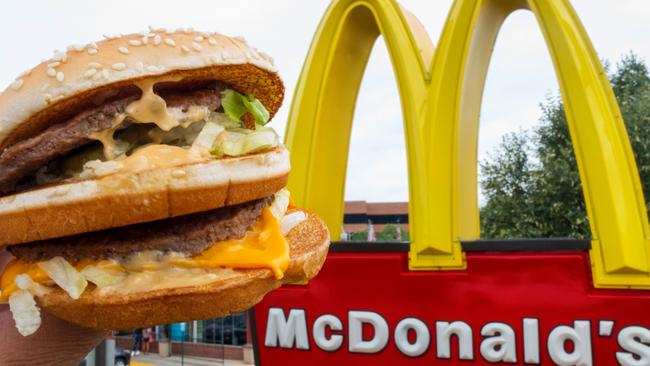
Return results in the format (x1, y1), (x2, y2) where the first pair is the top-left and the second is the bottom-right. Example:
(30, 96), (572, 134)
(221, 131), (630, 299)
(0, 208), (289, 301)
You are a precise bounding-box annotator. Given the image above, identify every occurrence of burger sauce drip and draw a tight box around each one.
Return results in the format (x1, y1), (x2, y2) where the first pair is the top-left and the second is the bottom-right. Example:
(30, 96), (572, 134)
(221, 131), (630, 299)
(126, 78), (183, 132)
(89, 115), (125, 160)
(89, 76), (209, 160)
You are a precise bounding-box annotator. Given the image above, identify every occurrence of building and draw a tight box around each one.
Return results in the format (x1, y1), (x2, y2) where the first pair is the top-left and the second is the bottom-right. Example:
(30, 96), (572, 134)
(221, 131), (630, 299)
(342, 201), (409, 240)
(117, 201), (408, 362)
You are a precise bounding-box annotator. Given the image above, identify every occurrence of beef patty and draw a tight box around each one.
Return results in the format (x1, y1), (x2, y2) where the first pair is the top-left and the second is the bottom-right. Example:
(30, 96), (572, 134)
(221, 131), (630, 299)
(0, 85), (225, 195)
(8, 196), (272, 262)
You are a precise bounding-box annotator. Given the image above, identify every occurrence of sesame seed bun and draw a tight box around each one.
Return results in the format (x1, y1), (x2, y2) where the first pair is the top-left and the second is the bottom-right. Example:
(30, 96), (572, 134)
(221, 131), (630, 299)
(38, 210), (329, 330)
(0, 146), (290, 246)
(0, 29), (289, 245)
(0, 29), (283, 150)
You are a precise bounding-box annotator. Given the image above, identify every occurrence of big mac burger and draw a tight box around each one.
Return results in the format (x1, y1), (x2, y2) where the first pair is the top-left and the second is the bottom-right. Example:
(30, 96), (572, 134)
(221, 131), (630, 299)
(0, 28), (329, 336)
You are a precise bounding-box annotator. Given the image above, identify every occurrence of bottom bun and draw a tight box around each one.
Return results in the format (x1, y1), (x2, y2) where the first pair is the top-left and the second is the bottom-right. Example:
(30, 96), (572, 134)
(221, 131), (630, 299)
(38, 210), (330, 330)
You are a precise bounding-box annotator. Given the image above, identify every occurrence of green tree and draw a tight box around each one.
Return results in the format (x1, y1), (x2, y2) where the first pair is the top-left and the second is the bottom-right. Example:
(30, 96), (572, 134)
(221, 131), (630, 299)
(481, 53), (650, 239)
(480, 132), (538, 237)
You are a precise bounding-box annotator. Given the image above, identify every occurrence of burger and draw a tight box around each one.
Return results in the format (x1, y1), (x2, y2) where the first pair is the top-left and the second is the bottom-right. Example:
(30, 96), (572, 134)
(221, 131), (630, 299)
(0, 28), (330, 336)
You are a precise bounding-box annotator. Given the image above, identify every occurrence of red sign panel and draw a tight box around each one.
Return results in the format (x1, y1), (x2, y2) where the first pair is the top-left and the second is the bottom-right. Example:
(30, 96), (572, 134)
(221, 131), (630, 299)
(253, 245), (650, 365)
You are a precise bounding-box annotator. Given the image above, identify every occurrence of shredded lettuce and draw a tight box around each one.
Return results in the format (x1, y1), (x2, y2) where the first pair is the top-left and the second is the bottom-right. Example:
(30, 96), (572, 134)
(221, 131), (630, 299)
(37, 257), (87, 300)
(281, 211), (307, 235)
(221, 89), (270, 126)
(210, 128), (279, 158)
(191, 121), (225, 156)
(270, 189), (291, 220)
(81, 267), (127, 288)
(8, 290), (41, 336)
(14, 274), (51, 297)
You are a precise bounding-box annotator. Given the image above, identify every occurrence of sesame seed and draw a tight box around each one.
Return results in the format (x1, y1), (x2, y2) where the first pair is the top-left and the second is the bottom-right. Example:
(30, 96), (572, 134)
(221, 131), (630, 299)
(47, 62), (61, 68)
(47, 68), (56, 77)
(88, 62), (101, 68)
(171, 169), (186, 178)
(164, 38), (176, 47)
(44, 93), (53, 102)
(154, 35), (162, 46)
(208, 37), (217, 46)
(90, 42), (98, 49)
(111, 62), (126, 71)
(192, 42), (203, 51)
(67, 44), (85, 52)
(103, 33), (118, 40)
(136, 61), (144, 71)
(181, 45), (190, 53)
(102, 69), (110, 79)
(148, 25), (156, 32)
(129, 39), (142, 46)
(194, 36), (204, 42)
(88, 48), (98, 55)
(146, 65), (159, 72)
(10, 79), (23, 91)
(84, 68), (97, 78)
(118, 46), (129, 54)
(52, 51), (66, 61)
(142, 36), (149, 45)
(56, 71), (65, 82)
(92, 72), (102, 81)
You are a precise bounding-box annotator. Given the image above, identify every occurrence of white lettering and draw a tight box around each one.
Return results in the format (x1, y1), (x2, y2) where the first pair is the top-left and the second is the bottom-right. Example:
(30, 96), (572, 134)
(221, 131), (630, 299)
(547, 321), (592, 366)
(523, 318), (540, 364)
(436, 321), (473, 360)
(616, 326), (650, 366)
(348, 311), (389, 354)
(480, 322), (517, 362)
(313, 314), (343, 351)
(394, 318), (430, 357)
(264, 308), (309, 350)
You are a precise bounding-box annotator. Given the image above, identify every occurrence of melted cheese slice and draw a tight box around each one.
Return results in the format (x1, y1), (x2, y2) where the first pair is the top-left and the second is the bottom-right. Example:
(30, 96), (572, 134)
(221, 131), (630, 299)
(0, 208), (289, 302)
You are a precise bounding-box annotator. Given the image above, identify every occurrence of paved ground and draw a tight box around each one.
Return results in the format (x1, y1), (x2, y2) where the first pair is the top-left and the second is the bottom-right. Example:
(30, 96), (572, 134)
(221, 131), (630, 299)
(131, 354), (250, 366)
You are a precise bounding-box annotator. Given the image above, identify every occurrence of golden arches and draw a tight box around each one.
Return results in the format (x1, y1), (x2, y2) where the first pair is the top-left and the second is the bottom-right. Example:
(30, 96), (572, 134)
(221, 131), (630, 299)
(285, 0), (650, 288)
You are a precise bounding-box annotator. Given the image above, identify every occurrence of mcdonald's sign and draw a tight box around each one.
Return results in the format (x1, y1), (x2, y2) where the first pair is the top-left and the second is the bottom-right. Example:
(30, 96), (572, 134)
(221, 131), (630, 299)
(252, 0), (650, 364)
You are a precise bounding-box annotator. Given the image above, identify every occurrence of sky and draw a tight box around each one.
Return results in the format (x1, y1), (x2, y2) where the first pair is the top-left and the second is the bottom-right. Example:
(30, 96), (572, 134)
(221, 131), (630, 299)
(0, 0), (648, 203)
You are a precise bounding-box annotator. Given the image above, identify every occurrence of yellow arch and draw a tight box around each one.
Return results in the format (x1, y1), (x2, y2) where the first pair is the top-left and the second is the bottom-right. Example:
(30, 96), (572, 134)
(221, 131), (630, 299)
(284, 0), (434, 250)
(421, 0), (650, 287)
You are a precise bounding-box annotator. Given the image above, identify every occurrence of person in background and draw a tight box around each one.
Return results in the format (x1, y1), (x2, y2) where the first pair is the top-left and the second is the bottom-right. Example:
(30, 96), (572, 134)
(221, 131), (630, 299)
(142, 328), (154, 355)
(132, 328), (143, 356)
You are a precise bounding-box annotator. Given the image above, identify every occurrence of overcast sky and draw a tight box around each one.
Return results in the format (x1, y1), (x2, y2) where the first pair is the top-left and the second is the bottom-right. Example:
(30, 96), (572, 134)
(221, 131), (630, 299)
(1, 1), (648, 203)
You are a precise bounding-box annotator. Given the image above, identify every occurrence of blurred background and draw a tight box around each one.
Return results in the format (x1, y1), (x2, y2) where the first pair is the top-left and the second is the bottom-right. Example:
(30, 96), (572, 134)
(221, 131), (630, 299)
(2, 1), (649, 364)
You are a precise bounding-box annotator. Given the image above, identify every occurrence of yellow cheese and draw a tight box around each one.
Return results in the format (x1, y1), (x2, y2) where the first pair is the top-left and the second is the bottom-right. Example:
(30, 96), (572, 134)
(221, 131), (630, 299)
(0, 262), (48, 301)
(0, 207), (289, 302)
(172, 208), (290, 278)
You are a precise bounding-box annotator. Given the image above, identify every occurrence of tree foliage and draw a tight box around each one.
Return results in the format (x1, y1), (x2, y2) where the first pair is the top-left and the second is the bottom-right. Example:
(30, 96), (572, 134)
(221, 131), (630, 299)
(481, 53), (650, 239)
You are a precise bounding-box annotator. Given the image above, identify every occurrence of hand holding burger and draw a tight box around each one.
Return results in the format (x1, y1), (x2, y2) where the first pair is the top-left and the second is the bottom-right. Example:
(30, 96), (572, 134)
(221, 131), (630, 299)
(0, 28), (330, 336)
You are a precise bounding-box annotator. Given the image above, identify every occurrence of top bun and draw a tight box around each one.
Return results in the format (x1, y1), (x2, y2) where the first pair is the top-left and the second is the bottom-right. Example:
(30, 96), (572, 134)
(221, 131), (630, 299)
(0, 28), (284, 150)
